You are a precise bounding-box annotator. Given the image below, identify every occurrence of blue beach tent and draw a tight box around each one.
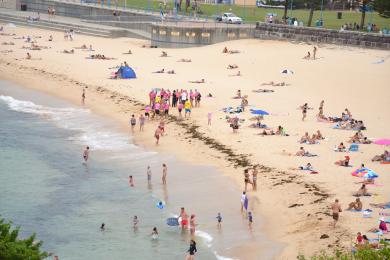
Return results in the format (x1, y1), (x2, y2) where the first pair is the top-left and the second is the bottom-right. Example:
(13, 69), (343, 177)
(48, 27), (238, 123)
(120, 66), (136, 79)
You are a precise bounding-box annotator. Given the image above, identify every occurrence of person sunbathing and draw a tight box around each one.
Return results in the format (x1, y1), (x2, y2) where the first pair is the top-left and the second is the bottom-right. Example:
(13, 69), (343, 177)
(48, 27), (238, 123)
(369, 202), (390, 209)
(335, 156), (350, 167)
(63, 49), (74, 54)
(300, 132), (310, 143)
(233, 90), (242, 99)
(228, 50), (240, 54)
(160, 51), (168, 57)
(77, 44), (88, 49)
(368, 218), (388, 233)
(335, 142), (347, 152)
(349, 132), (361, 143)
(276, 126), (288, 136)
(153, 69), (165, 73)
(230, 71), (241, 77)
(123, 49), (132, 54)
(295, 147), (306, 156)
(1, 42), (15, 45)
(227, 64), (238, 69)
(307, 134), (318, 144)
(315, 130), (324, 140)
(290, 163), (314, 171)
(303, 51), (311, 59)
(167, 70), (175, 74)
(252, 89), (274, 93)
(259, 129), (275, 136)
(347, 198), (363, 211)
(178, 58), (191, 62)
(372, 150), (389, 162)
(188, 79), (205, 83)
(354, 184), (370, 197)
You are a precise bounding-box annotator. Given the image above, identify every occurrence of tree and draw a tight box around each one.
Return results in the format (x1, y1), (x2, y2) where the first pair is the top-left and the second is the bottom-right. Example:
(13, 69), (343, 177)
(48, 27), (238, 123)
(283, 0), (289, 21)
(0, 217), (50, 260)
(360, 0), (368, 29)
(307, 0), (322, 27)
(374, 0), (390, 18)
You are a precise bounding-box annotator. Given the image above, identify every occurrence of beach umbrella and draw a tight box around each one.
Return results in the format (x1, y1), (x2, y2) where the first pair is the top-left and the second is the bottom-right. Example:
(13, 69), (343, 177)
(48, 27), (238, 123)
(250, 109), (269, 115)
(280, 69), (294, 75)
(351, 167), (379, 179)
(373, 139), (390, 146)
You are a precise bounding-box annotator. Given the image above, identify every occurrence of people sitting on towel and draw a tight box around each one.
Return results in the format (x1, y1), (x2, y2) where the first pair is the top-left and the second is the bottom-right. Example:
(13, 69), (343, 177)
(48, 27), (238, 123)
(178, 58), (191, 62)
(368, 218), (388, 233)
(188, 79), (205, 83)
(227, 64), (238, 69)
(153, 68), (165, 73)
(261, 81), (287, 86)
(276, 126), (288, 136)
(300, 132), (310, 143)
(335, 142), (347, 152)
(370, 202), (390, 209)
(354, 184), (370, 197)
(315, 130), (324, 140)
(252, 89), (274, 93)
(222, 46), (228, 53)
(372, 150), (390, 162)
(285, 147), (316, 157)
(347, 198), (363, 211)
(303, 51), (311, 59)
(160, 51), (168, 57)
(233, 90), (241, 99)
(335, 156), (350, 167)
(63, 49), (74, 54)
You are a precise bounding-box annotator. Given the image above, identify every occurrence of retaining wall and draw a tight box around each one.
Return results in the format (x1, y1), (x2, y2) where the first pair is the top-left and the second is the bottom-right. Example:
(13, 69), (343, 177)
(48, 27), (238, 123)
(255, 22), (390, 49)
(151, 23), (255, 48)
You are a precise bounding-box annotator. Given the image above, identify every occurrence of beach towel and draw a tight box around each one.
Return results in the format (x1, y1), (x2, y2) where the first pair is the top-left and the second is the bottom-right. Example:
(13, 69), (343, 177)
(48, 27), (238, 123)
(349, 143), (359, 152)
(351, 167), (379, 179)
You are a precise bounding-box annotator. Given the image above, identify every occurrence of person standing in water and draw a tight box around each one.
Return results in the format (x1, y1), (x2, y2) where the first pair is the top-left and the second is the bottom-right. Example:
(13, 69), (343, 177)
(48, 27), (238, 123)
(100, 223), (105, 231)
(81, 88), (85, 105)
(155, 127), (161, 145)
(139, 114), (145, 131)
(83, 146), (89, 162)
(130, 114), (136, 133)
(129, 175), (134, 187)
(133, 215), (139, 228)
(151, 227), (158, 239)
(162, 163), (167, 184)
(147, 166), (152, 183)
(216, 213), (222, 228)
(252, 167), (258, 191)
(185, 240), (197, 260)
(180, 207), (189, 230)
(190, 214), (196, 235)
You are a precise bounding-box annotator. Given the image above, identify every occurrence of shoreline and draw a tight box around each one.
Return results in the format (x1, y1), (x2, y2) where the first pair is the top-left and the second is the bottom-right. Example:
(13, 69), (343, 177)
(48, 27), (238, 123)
(1, 24), (389, 259)
(0, 57), (339, 260)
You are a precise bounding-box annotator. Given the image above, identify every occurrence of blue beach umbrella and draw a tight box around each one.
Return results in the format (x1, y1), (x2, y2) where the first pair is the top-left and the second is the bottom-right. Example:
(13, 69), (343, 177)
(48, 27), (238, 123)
(250, 109), (269, 115)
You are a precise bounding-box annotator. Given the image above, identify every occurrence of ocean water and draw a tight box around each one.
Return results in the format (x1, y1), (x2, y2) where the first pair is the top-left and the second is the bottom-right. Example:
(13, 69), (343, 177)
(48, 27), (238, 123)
(0, 81), (278, 259)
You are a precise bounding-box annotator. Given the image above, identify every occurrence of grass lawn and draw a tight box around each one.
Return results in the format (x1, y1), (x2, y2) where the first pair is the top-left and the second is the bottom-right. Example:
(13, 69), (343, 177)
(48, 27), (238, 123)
(116, 0), (390, 29)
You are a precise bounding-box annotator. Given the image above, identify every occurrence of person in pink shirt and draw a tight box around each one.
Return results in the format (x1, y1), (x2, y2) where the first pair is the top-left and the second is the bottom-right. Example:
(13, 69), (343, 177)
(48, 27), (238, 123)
(178, 102), (184, 118)
(149, 91), (156, 106)
(145, 105), (151, 119)
(163, 102), (169, 117)
(154, 102), (161, 118)
(189, 90), (194, 107)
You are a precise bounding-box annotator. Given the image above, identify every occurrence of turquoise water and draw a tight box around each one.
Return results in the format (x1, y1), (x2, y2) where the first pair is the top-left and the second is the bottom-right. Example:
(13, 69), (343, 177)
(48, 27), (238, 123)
(0, 81), (278, 259)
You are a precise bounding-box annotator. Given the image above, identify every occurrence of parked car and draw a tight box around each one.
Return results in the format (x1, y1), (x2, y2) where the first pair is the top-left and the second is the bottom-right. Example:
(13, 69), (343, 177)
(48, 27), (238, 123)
(221, 13), (243, 24)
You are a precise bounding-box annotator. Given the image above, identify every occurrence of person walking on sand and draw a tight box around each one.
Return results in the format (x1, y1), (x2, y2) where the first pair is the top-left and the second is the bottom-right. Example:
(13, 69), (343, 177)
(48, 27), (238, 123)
(207, 112), (212, 126)
(313, 46), (317, 60)
(302, 105), (307, 121)
(154, 127), (161, 145)
(130, 114), (136, 133)
(139, 114), (145, 131)
(252, 167), (258, 191)
(184, 100), (192, 118)
(244, 169), (252, 192)
(83, 146), (89, 162)
(162, 163), (167, 184)
(81, 88), (85, 105)
(331, 199), (342, 228)
(147, 166), (152, 183)
(129, 175), (134, 187)
(240, 191), (247, 212)
(248, 212), (253, 229)
(185, 240), (197, 260)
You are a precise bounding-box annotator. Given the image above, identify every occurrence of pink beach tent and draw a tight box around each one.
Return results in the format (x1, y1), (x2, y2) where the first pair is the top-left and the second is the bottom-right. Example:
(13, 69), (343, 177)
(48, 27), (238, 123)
(373, 139), (390, 146)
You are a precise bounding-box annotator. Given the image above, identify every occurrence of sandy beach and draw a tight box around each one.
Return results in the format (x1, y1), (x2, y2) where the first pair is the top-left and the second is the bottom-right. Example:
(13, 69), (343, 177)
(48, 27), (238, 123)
(1, 24), (390, 259)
